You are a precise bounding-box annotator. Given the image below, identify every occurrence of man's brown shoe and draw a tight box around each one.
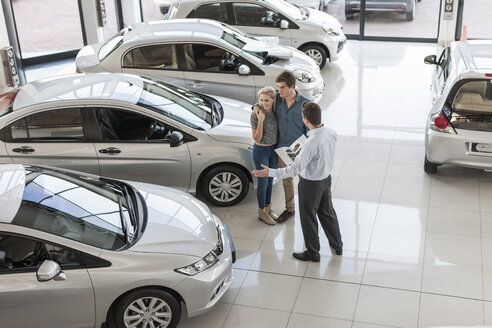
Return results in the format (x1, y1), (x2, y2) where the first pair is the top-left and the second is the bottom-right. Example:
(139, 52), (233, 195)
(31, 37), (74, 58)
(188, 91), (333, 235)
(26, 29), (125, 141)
(276, 210), (294, 223)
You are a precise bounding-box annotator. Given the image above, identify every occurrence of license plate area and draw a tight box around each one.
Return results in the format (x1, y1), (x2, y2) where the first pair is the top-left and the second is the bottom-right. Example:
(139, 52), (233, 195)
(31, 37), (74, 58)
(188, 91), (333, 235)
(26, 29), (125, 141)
(468, 142), (492, 156)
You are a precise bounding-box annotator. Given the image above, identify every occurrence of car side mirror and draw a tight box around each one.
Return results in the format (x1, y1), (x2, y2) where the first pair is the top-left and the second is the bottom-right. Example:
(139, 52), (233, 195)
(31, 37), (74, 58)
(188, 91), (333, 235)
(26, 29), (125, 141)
(424, 54), (438, 65)
(37, 260), (66, 282)
(280, 19), (289, 29)
(238, 64), (251, 76)
(170, 131), (184, 147)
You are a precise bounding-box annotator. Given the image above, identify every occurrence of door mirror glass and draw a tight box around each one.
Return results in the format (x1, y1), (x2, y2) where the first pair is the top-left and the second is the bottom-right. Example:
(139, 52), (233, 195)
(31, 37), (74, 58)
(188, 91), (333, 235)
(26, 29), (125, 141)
(37, 260), (62, 282)
(424, 54), (437, 65)
(170, 131), (184, 147)
(280, 19), (289, 29)
(238, 64), (251, 76)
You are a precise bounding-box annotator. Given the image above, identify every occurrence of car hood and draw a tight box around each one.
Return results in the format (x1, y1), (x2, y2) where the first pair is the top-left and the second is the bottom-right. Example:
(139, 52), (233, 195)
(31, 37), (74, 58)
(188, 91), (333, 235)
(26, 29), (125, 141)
(206, 95), (254, 145)
(76, 44), (104, 72)
(307, 8), (343, 29)
(243, 39), (318, 72)
(127, 181), (219, 258)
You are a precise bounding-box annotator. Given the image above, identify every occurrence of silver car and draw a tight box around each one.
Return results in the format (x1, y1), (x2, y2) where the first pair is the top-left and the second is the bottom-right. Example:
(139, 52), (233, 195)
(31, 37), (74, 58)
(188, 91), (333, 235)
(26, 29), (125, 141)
(167, 0), (346, 68)
(424, 40), (492, 173)
(0, 163), (234, 328)
(0, 73), (255, 206)
(75, 19), (324, 104)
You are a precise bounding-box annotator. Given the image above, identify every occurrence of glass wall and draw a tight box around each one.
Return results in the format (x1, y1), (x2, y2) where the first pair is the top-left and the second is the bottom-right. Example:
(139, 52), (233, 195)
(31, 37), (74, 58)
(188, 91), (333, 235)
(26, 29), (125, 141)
(462, 0), (492, 39)
(141, 0), (166, 21)
(11, 0), (85, 58)
(103, 0), (119, 40)
(325, 0), (440, 40)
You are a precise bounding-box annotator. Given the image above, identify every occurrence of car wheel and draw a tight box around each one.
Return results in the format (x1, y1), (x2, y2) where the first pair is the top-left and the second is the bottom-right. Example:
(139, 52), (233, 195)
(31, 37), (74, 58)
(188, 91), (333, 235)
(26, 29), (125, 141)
(405, 3), (415, 21)
(424, 156), (438, 174)
(201, 165), (249, 207)
(300, 45), (327, 69)
(114, 289), (180, 328)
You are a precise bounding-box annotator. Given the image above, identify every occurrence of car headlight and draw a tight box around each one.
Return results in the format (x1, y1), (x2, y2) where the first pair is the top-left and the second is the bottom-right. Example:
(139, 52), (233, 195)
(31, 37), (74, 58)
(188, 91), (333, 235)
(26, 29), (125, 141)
(175, 251), (219, 276)
(294, 70), (316, 83)
(322, 24), (340, 36)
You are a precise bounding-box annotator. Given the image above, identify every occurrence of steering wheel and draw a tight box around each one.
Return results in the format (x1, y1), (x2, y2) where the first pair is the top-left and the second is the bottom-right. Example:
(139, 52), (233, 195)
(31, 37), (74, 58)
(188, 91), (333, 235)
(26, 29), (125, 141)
(219, 52), (231, 71)
(145, 121), (157, 141)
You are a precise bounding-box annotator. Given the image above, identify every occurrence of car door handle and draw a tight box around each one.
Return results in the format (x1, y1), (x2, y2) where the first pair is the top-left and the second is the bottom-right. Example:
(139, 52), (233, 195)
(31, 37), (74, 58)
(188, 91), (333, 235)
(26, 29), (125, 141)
(99, 147), (121, 155)
(12, 146), (35, 153)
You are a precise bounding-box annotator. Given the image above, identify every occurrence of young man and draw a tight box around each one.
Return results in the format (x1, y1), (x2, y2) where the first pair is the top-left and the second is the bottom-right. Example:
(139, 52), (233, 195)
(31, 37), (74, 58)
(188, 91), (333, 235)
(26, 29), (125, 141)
(253, 70), (309, 223)
(252, 102), (343, 261)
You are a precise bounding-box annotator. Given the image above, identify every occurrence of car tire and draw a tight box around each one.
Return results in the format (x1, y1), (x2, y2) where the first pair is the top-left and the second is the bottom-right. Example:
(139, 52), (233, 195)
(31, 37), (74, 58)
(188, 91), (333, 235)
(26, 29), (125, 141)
(424, 156), (438, 174)
(201, 165), (249, 207)
(345, 10), (355, 20)
(114, 289), (180, 328)
(300, 44), (327, 69)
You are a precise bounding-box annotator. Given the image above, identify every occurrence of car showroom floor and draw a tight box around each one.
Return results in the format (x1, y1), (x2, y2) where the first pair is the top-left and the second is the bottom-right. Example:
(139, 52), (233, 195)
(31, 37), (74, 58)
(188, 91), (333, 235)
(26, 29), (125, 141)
(26, 40), (492, 328)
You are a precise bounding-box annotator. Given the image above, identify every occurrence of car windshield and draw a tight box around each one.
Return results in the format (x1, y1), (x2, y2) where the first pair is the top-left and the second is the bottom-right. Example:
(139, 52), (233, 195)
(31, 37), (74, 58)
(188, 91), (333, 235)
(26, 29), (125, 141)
(98, 28), (128, 62)
(11, 167), (143, 251)
(221, 25), (268, 61)
(138, 77), (221, 130)
(267, 0), (305, 20)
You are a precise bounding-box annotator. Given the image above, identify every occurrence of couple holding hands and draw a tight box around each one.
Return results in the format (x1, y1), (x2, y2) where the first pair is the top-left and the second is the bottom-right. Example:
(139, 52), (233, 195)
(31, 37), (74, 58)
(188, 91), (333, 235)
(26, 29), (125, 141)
(250, 70), (343, 261)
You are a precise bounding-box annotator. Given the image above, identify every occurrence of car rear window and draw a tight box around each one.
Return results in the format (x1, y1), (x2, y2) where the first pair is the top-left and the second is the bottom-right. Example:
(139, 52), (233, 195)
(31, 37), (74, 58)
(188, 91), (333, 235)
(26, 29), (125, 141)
(449, 80), (492, 132)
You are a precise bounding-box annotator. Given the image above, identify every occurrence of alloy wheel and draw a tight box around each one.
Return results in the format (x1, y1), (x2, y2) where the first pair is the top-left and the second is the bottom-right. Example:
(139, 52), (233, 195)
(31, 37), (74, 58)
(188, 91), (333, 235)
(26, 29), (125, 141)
(123, 296), (172, 328)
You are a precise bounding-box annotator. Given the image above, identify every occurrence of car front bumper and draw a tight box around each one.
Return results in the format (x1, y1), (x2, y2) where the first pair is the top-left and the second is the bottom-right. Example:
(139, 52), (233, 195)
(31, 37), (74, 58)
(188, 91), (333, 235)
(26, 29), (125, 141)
(176, 219), (235, 317)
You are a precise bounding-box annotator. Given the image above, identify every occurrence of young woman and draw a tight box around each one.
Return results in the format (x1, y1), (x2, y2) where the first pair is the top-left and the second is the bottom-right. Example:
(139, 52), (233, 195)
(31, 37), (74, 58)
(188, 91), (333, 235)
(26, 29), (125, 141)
(251, 87), (278, 225)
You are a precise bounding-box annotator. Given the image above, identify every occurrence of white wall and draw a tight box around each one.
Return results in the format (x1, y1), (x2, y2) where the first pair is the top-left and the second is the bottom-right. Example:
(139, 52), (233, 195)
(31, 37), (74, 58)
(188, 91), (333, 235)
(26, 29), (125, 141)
(0, 3), (11, 90)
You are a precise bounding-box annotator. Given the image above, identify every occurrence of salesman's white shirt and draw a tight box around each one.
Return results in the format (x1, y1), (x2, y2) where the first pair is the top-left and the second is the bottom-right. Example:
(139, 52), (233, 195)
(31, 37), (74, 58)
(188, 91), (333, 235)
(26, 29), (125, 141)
(268, 125), (337, 181)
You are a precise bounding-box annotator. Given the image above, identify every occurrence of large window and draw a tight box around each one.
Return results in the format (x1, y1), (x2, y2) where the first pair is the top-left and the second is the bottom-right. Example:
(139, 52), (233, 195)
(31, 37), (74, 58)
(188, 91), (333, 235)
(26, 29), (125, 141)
(324, 0), (439, 40)
(11, 0), (85, 59)
(462, 0), (492, 39)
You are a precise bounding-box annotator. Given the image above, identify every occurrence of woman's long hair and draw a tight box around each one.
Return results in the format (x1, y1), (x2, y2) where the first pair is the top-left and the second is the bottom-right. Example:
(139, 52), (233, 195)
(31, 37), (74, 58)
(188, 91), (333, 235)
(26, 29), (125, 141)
(257, 86), (276, 112)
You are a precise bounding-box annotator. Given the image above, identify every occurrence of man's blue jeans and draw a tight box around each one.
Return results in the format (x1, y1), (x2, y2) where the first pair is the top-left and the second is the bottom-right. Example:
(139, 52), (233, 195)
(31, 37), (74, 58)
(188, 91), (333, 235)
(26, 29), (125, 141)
(252, 144), (278, 209)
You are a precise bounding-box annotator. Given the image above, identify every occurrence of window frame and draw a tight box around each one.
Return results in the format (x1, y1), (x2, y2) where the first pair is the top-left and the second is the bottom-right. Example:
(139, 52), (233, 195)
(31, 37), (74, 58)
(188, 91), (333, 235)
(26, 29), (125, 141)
(4, 107), (91, 143)
(89, 106), (181, 143)
(121, 43), (181, 71)
(0, 232), (87, 275)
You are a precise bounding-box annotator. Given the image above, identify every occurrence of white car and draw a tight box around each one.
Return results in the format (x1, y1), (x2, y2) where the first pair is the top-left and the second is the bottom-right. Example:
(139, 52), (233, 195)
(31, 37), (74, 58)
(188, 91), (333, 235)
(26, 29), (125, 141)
(0, 163), (234, 328)
(423, 41), (492, 173)
(287, 0), (329, 11)
(167, 0), (346, 68)
(76, 19), (324, 104)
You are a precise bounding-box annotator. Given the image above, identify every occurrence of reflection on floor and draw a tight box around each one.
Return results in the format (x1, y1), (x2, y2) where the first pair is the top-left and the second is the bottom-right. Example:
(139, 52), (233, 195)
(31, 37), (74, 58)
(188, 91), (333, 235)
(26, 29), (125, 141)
(26, 40), (492, 327)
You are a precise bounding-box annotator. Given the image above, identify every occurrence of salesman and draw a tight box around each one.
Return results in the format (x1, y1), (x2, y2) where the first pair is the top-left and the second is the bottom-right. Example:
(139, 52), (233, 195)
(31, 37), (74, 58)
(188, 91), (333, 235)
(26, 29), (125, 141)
(252, 102), (343, 261)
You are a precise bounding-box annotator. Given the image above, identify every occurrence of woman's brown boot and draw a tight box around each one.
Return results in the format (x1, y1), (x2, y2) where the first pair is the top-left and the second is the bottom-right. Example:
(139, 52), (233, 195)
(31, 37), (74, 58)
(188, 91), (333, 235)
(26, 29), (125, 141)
(259, 207), (276, 225)
(265, 203), (278, 221)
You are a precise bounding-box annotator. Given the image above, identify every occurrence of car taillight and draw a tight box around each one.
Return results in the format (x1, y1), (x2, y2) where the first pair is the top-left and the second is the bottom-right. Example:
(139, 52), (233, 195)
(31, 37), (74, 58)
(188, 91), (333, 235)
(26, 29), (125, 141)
(0, 90), (19, 116)
(429, 112), (456, 134)
(485, 73), (492, 78)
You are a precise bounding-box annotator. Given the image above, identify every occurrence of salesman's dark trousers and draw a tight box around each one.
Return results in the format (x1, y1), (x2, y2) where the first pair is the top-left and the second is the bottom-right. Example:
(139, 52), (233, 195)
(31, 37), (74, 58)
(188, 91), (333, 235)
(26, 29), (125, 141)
(298, 175), (342, 256)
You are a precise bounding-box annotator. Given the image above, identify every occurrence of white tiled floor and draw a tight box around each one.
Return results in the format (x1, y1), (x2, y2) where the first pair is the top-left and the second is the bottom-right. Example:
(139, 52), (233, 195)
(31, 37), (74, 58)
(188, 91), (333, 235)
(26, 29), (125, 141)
(27, 40), (492, 327)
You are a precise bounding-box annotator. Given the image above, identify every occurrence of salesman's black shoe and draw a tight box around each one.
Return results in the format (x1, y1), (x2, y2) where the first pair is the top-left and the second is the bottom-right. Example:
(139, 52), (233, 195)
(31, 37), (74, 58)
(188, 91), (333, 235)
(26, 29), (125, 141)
(292, 251), (320, 262)
(276, 210), (294, 223)
(330, 246), (343, 256)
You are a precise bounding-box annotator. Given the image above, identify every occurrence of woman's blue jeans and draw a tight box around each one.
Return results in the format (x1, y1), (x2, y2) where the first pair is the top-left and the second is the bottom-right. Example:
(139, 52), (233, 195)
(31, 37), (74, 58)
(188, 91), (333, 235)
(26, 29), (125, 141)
(252, 144), (278, 209)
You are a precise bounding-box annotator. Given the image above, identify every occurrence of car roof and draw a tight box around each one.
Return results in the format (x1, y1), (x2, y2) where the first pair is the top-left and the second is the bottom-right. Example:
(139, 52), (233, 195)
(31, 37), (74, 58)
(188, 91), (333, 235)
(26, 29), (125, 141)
(456, 40), (492, 71)
(12, 73), (143, 110)
(124, 19), (224, 43)
(0, 164), (26, 224)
